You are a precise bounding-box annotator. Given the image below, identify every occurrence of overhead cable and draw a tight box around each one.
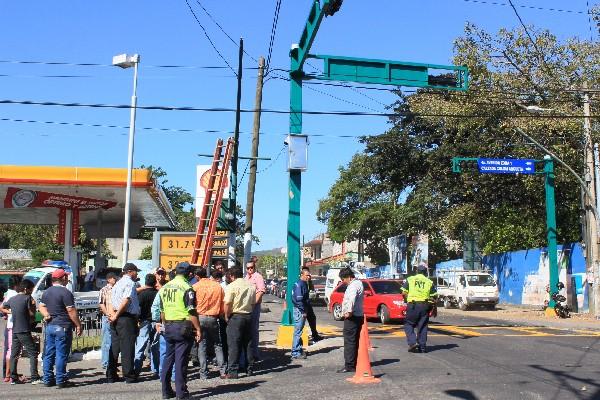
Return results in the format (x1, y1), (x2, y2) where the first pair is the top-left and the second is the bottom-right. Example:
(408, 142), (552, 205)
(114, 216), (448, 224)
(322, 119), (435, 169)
(0, 98), (596, 119)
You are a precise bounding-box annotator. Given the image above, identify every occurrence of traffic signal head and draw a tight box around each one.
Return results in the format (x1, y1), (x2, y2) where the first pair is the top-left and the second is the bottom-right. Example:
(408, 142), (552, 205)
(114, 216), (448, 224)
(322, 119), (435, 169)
(323, 0), (343, 16)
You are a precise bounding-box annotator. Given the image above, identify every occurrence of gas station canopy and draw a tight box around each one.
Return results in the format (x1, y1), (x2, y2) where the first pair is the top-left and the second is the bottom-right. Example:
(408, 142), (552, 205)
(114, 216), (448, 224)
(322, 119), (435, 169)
(0, 165), (177, 237)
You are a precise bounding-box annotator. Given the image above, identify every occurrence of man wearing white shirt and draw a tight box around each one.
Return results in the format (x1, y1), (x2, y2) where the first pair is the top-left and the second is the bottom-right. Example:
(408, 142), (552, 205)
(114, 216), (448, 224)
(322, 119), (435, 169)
(84, 267), (96, 291)
(1, 279), (18, 382)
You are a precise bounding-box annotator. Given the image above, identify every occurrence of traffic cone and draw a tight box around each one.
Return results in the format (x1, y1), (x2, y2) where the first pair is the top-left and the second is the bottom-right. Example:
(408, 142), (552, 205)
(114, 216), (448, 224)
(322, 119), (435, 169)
(365, 316), (374, 351)
(346, 317), (381, 384)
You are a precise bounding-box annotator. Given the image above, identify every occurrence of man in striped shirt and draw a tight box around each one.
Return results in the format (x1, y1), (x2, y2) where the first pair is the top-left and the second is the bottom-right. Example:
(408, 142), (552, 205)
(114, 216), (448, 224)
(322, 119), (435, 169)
(98, 273), (117, 369)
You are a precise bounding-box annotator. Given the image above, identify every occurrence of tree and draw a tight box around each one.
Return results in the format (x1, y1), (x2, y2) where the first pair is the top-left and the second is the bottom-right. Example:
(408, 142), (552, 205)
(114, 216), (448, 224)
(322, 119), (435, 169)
(257, 254), (287, 278)
(137, 165), (197, 244)
(319, 23), (599, 260)
(139, 245), (152, 260)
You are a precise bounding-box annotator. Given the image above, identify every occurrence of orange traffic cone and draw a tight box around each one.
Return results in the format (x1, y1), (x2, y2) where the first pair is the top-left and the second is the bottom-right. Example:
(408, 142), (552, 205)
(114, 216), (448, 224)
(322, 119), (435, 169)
(365, 317), (374, 351)
(346, 317), (381, 384)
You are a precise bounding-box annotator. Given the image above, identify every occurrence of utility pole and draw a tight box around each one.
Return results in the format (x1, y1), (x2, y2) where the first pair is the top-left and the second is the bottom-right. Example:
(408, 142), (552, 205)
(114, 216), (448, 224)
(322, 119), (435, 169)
(229, 37), (243, 268)
(581, 82), (600, 317)
(243, 56), (265, 266)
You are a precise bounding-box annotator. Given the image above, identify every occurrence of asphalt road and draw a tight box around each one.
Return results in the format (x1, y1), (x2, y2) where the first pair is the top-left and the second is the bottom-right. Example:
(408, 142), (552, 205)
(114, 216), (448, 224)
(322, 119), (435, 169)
(2, 296), (599, 400)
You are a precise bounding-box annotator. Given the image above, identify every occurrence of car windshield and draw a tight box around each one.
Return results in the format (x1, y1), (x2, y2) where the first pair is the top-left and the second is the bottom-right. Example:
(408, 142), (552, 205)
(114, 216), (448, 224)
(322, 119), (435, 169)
(23, 270), (45, 286)
(466, 274), (495, 286)
(370, 281), (402, 294)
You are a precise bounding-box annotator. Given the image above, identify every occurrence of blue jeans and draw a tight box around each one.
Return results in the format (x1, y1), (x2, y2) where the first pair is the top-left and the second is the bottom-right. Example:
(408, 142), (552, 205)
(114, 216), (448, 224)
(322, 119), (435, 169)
(101, 316), (111, 368)
(157, 331), (175, 381)
(43, 324), (73, 385)
(134, 320), (156, 374)
(150, 325), (161, 375)
(198, 315), (227, 376)
(291, 308), (306, 357)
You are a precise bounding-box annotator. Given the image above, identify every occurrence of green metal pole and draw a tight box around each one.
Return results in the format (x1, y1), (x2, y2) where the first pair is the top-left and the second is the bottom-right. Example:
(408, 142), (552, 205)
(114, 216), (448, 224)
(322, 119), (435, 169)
(544, 155), (559, 307)
(282, 52), (303, 326)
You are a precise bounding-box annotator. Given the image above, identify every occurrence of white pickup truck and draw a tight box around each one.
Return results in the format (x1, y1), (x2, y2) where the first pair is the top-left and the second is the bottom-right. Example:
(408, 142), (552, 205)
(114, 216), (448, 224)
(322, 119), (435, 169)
(22, 261), (100, 323)
(435, 269), (499, 311)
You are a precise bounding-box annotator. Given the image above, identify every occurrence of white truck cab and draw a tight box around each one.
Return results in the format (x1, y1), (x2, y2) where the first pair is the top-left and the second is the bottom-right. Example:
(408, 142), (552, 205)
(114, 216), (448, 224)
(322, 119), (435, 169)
(23, 260), (99, 322)
(324, 265), (366, 306)
(436, 269), (499, 311)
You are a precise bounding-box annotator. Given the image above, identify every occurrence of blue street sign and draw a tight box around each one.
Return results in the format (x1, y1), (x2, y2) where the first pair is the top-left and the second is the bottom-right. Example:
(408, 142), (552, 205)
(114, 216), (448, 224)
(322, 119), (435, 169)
(478, 158), (535, 175)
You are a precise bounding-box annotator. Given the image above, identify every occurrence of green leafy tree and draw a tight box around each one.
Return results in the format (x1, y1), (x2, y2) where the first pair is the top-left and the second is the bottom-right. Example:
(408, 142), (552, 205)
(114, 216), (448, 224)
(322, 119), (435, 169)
(139, 165), (196, 238)
(319, 23), (598, 260)
(139, 245), (153, 260)
(256, 254), (287, 278)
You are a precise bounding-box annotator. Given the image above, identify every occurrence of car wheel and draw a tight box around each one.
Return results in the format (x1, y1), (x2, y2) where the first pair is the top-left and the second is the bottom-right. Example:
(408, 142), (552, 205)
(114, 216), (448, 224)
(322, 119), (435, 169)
(458, 298), (468, 311)
(443, 297), (452, 309)
(379, 304), (391, 325)
(485, 304), (496, 311)
(332, 303), (343, 321)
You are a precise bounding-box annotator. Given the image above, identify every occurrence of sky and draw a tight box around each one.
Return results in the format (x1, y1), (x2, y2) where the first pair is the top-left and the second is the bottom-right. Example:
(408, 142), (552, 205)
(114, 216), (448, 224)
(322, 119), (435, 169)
(0, 0), (596, 251)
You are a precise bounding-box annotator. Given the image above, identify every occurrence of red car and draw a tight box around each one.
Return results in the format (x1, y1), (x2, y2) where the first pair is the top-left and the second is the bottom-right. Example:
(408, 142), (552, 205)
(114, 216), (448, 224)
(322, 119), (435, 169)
(328, 279), (407, 324)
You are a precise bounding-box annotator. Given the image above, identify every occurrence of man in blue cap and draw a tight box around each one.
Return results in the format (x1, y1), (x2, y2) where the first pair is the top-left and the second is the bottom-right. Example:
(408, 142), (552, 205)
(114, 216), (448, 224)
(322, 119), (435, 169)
(401, 262), (437, 353)
(158, 262), (201, 399)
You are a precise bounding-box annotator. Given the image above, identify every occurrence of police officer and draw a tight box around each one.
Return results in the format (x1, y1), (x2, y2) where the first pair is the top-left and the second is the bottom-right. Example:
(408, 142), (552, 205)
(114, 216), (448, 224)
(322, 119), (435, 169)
(158, 262), (201, 399)
(402, 263), (437, 353)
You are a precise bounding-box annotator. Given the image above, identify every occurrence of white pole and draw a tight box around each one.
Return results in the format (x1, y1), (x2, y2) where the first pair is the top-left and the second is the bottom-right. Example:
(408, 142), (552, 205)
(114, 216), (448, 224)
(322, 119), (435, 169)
(121, 59), (139, 265)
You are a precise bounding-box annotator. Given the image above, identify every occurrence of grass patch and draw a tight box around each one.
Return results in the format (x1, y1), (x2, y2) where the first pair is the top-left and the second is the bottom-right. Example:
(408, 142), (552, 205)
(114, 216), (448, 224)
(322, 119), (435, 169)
(71, 335), (102, 352)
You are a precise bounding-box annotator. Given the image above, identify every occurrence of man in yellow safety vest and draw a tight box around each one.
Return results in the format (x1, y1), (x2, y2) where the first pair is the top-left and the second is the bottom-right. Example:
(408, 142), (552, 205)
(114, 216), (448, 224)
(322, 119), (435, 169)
(401, 263), (437, 353)
(158, 262), (201, 399)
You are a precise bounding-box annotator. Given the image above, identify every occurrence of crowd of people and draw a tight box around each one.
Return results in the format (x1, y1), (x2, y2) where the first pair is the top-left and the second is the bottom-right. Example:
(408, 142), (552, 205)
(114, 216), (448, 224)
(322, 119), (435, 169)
(95, 258), (265, 399)
(0, 256), (372, 399)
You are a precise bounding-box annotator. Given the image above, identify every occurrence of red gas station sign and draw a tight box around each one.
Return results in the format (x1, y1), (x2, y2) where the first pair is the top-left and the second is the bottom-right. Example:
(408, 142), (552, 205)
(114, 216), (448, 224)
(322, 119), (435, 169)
(4, 187), (117, 210)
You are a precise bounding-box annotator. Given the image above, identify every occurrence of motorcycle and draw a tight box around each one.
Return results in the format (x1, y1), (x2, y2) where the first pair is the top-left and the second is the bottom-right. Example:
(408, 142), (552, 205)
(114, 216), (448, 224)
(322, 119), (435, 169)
(550, 282), (571, 319)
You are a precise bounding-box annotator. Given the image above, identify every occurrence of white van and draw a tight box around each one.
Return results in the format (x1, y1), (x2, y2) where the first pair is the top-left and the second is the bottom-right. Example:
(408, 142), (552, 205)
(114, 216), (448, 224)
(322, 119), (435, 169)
(324, 266), (366, 305)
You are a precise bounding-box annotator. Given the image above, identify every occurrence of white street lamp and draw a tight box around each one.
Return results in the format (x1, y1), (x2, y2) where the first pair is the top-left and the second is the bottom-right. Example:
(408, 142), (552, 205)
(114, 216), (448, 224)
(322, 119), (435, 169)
(113, 53), (140, 265)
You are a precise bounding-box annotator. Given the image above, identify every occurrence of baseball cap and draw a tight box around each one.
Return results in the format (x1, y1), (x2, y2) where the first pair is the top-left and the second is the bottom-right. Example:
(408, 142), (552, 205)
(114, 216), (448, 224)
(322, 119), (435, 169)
(176, 262), (192, 275)
(123, 263), (141, 272)
(51, 269), (68, 279)
(417, 262), (428, 272)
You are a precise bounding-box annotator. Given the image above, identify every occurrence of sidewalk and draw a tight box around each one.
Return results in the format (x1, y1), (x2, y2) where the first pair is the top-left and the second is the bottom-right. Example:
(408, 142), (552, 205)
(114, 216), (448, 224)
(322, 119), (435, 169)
(1, 299), (348, 400)
(439, 303), (600, 331)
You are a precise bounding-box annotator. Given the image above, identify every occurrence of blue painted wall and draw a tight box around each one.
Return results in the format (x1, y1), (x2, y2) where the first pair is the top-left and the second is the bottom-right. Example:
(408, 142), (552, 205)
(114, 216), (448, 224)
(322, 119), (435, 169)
(435, 243), (588, 310)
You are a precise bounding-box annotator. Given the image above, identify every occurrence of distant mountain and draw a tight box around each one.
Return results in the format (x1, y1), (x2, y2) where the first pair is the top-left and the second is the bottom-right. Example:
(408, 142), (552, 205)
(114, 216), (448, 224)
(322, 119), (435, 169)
(252, 247), (285, 257)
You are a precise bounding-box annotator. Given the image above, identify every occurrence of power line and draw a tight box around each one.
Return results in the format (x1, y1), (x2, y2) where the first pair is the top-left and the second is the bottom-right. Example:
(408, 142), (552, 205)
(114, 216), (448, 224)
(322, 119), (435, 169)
(0, 59), (259, 70)
(0, 115), (401, 139)
(188, 1), (385, 113)
(0, 74), (92, 79)
(305, 85), (381, 113)
(460, 0), (587, 14)
(184, 0), (237, 74)
(271, 75), (590, 105)
(265, 0), (283, 74)
(586, 0), (596, 41)
(239, 159), (251, 184)
(0, 98), (596, 119)
(303, 61), (388, 107)
(257, 146), (286, 173)
(194, 0), (260, 64)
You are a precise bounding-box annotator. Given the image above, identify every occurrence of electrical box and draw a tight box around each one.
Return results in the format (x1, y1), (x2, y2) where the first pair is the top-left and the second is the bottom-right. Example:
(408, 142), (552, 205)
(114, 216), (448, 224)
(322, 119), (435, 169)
(286, 134), (308, 171)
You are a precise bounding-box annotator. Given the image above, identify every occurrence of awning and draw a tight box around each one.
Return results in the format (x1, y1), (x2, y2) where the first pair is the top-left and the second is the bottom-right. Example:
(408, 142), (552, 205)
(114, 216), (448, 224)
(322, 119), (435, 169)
(0, 165), (177, 237)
